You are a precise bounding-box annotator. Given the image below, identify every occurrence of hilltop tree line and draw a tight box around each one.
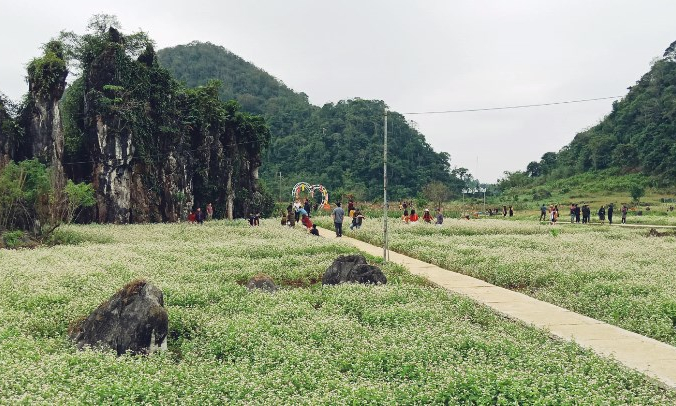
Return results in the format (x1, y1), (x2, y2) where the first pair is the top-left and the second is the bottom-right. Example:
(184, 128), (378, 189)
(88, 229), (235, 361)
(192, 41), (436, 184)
(503, 41), (676, 191)
(157, 42), (466, 201)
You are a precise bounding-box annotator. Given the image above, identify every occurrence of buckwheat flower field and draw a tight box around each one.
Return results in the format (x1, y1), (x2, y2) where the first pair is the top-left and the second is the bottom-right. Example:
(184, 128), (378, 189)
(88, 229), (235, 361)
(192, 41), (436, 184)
(320, 216), (676, 347)
(0, 221), (672, 403)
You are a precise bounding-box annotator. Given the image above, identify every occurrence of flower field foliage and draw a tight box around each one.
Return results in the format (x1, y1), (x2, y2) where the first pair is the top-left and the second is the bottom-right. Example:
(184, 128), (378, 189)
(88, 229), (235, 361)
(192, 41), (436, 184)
(0, 221), (673, 403)
(314, 215), (676, 347)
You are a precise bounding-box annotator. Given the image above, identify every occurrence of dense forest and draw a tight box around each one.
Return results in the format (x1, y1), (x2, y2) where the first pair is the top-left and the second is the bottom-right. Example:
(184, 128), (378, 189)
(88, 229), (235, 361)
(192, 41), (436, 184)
(158, 42), (464, 201)
(502, 41), (676, 191)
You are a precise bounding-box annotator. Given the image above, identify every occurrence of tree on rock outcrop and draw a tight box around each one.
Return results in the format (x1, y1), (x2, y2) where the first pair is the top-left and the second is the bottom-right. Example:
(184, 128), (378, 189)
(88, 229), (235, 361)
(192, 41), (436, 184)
(55, 14), (272, 223)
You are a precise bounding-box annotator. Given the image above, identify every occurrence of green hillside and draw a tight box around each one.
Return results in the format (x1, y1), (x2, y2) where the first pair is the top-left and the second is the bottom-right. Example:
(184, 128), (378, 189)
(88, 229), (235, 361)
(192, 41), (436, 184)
(158, 42), (462, 201)
(508, 41), (676, 192)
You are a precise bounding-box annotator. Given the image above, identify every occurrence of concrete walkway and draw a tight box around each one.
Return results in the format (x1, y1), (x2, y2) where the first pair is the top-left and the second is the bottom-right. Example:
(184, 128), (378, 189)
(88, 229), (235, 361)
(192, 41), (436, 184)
(318, 227), (676, 389)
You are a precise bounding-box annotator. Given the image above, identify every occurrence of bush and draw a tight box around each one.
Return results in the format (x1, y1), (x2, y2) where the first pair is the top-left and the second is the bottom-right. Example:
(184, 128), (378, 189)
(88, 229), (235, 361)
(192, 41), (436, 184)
(1, 230), (24, 248)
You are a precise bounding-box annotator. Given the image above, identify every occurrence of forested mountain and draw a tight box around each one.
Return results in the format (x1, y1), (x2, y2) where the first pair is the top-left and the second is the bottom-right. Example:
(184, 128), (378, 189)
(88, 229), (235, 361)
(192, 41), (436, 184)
(158, 42), (462, 200)
(508, 41), (676, 189)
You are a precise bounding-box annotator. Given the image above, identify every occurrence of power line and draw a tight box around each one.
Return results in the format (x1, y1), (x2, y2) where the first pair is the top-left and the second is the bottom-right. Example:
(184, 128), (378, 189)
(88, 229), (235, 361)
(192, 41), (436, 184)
(403, 95), (623, 115)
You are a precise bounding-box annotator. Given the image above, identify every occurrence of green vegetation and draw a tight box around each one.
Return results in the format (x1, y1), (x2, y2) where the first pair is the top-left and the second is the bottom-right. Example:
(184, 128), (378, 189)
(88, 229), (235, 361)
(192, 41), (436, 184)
(0, 158), (95, 241)
(158, 42), (464, 201)
(56, 16), (274, 220)
(0, 221), (672, 403)
(501, 41), (676, 196)
(316, 216), (676, 347)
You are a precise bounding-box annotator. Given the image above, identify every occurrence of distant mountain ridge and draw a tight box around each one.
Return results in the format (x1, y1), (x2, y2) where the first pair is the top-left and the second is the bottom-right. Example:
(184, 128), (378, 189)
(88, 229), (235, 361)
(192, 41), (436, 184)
(158, 42), (462, 200)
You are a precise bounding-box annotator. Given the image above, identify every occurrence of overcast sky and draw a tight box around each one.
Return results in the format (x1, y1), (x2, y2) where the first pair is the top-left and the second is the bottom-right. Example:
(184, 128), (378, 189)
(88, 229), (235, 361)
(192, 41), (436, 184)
(2, 1), (675, 182)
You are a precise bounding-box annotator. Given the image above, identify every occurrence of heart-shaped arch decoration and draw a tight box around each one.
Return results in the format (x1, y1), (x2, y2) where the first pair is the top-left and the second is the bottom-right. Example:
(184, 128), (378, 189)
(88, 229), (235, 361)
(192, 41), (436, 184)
(292, 182), (330, 209)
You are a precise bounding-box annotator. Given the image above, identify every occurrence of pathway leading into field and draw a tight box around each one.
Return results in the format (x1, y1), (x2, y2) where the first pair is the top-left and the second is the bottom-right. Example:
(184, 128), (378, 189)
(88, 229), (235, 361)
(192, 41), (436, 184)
(317, 227), (676, 389)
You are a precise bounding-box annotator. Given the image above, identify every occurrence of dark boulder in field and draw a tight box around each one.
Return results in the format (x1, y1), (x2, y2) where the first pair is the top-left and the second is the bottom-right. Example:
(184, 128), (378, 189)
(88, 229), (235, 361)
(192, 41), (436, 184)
(246, 274), (278, 292)
(69, 279), (168, 355)
(322, 254), (387, 285)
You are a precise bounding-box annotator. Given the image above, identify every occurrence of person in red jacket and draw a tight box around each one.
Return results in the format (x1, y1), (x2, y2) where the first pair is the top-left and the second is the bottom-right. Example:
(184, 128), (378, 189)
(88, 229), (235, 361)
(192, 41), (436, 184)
(423, 209), (432, 223)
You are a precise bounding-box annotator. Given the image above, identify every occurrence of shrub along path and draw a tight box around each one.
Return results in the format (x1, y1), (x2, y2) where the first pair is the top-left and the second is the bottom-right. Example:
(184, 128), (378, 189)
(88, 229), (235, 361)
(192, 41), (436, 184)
(317, 227), (676, 389)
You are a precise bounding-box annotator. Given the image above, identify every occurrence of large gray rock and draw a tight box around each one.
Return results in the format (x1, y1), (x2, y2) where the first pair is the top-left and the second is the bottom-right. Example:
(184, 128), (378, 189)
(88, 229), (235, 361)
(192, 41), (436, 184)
(69, 279), (168, 355)
(322, 254), (387, 285)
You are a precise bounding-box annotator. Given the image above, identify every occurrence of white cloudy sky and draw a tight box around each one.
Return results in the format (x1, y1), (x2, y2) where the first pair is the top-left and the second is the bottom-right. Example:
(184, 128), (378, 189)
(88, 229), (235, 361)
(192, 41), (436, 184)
(2, 1), (676, 182)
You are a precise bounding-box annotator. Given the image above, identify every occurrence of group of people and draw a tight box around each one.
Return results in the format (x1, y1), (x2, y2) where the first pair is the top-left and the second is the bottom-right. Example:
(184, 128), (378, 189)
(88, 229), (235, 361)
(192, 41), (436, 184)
(401, 203), (444, 225)
(540, 203), (629, 225)
(187, 203), (214, 224)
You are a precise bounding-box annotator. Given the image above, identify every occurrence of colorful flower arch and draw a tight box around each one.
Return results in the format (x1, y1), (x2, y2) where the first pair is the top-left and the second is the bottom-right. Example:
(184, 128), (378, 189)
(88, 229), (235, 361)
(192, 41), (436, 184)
(292, 182), (330, 209)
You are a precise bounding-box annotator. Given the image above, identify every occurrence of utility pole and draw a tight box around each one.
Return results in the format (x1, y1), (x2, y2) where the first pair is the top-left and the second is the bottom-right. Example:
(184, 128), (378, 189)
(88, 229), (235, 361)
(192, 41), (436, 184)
(278, 172), (282, 202)
(383, 109), (388, 262)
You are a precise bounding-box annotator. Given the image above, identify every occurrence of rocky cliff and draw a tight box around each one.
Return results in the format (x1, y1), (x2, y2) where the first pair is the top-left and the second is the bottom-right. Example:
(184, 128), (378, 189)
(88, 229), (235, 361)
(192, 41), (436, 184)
(3, 27), (271, 224)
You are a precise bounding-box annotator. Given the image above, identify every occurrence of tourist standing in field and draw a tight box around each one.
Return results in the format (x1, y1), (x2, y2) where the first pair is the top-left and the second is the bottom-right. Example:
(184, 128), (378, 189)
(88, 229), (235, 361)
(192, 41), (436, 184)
(304, 198), (311, 217)
(293, 200), (301, 223)
(575, 204), (581, 223)
(206, 203), (213, 220)
(195, 207), (205, 225)
(540, 204), (547, 221)
(423, 209), (433, 223)
(570, 204), (576, 223)
(503, 206), (507, 217)
(509, 206), (514, 217)
(403, 207), (410, 224)
(332, 202), (345, 237)
(435, 209), (444, 225)
(608, 204), (614, 225)
(550, 205), (558, 224)
(582, 204), (591, 224)
(598, 205), (606, 224)
(621, 204), (628, 224)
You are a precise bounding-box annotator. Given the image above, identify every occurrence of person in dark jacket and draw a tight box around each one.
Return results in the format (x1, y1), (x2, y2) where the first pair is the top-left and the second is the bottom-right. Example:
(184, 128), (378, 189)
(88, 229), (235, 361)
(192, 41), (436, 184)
(607, 204), (614, 225)
(574, 204), (581, 223)
(598, 205), (606, 224)
(195, 207), (205, 224)
(304, 198), (312, 216)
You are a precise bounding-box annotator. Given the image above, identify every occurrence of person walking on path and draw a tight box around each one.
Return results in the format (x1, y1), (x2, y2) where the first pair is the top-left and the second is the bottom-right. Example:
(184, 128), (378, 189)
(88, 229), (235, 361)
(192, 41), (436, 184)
(621, 204), (628, 224)
(598, 205), (606, 224)
(206, 203), (213, 221)
(508, 206), (514, 217)
(608, 204), (614, 225)
(332, 202), (345, 237)
(539, 204), (547, 221)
